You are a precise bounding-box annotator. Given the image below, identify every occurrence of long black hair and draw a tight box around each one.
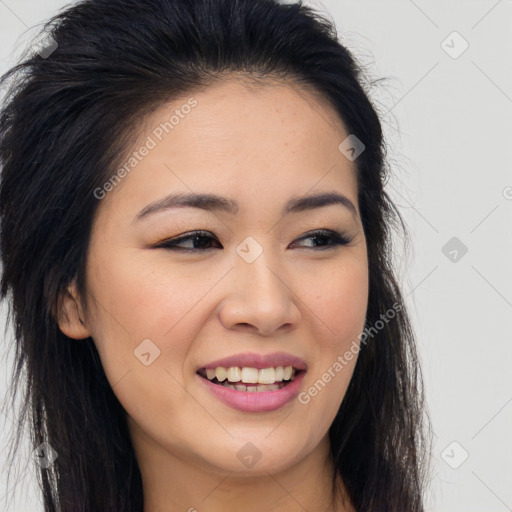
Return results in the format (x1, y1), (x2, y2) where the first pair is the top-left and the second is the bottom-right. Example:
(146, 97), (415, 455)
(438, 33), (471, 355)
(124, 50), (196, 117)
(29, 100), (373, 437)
(0, 0), (432, 510)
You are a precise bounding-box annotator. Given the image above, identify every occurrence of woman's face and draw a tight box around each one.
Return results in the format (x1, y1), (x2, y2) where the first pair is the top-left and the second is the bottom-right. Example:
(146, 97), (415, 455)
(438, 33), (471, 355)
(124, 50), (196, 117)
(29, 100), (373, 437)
(69, 80), (368, 477)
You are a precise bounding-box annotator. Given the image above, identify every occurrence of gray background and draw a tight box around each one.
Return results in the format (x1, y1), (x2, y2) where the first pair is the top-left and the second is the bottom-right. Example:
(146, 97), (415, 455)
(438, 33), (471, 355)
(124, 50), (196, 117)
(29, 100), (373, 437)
(1, 0), (511, 510)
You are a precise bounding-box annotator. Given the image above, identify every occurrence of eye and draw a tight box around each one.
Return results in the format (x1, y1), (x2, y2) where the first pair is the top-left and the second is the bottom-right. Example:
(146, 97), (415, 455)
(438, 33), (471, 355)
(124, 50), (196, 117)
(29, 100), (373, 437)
(154, 229), (353, 253)
(290, 229), (353, 250)
(154, 230), (221, 252)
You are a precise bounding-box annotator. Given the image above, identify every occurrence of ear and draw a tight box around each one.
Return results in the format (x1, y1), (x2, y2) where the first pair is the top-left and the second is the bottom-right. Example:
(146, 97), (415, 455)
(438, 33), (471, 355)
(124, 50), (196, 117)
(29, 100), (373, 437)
(57, 279), (91, 340)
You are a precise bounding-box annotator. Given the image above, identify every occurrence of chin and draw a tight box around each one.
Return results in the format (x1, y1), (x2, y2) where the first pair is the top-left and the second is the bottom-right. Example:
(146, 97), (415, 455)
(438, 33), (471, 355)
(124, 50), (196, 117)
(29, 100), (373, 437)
(196, 434), (310, 476)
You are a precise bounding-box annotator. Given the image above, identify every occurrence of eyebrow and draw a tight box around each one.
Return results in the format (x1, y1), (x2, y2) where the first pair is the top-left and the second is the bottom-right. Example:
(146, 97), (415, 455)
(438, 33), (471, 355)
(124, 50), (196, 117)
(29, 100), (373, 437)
(134, 191), (357, 222)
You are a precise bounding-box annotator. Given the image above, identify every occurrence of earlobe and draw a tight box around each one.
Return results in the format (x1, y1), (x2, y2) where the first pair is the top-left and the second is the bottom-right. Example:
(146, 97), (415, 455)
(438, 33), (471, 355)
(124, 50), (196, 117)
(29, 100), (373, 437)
(57, 281), (91, 340)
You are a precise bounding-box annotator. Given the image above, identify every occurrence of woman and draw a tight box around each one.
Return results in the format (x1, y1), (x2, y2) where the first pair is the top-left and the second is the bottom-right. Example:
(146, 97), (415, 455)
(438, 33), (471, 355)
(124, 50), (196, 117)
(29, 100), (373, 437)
(0, 0), (432, 510)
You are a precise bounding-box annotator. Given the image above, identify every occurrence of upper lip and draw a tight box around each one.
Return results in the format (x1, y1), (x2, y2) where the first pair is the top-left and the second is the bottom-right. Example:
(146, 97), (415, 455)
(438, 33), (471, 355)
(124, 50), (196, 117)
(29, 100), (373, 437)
(197, 352), (307, 371)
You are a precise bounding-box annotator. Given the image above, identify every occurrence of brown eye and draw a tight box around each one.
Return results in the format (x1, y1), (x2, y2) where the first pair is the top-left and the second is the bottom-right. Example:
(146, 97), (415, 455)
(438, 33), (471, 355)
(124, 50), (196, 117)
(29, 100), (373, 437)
(156, 231), (221, 252)
(290, 229), (353, 250)
(155, 228), (352, 253)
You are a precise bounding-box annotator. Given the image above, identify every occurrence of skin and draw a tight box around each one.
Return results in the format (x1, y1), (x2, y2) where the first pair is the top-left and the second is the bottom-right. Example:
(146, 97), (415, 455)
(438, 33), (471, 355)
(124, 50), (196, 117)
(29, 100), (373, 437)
(59, 79), (368, 512)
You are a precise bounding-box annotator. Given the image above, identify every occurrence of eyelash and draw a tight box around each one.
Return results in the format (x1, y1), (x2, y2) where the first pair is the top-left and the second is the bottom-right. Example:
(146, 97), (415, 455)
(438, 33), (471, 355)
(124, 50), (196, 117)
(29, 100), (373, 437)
(155, 229), (353, 253)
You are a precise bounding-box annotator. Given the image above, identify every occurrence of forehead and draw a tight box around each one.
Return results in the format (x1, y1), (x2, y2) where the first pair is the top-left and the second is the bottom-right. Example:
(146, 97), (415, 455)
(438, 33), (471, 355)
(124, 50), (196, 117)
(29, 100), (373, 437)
(97, 79), (359, 220)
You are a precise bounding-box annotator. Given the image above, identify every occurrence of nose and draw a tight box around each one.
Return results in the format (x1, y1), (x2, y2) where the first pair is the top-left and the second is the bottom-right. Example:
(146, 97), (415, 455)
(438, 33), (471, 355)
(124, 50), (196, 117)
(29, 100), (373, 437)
(217, 252), (301, 337)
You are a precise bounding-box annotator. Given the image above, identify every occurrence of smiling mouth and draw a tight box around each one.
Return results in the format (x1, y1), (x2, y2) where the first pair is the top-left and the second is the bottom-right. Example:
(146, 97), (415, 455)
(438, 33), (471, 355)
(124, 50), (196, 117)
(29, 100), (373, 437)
(197, 366), (303, 392)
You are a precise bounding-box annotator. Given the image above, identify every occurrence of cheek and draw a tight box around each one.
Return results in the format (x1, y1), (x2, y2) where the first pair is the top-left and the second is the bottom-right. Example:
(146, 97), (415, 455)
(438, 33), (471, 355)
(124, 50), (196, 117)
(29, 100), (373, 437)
(87, 249), (198, 336)
(84, 250), (227, 378)
(84, 252), (205, 431)
(294, 257), (368, 425)
(304, 256), (369, 346)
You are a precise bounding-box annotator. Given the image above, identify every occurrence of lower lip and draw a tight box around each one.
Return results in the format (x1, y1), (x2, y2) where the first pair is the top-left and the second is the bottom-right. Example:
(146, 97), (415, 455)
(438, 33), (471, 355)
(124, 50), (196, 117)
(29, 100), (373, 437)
(197, 372), (306, 412)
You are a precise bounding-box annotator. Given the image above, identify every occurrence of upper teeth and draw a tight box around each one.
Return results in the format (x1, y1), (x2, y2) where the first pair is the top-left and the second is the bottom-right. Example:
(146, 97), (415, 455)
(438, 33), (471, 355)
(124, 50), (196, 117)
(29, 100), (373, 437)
(205, 366), (295, 384)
